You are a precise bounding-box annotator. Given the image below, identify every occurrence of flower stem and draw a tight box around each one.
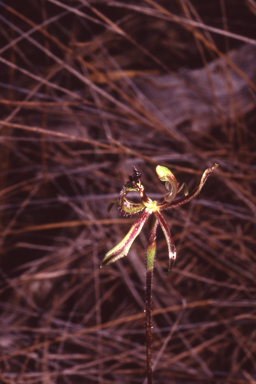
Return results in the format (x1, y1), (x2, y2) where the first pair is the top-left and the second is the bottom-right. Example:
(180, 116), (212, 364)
(145, 214), (158, 384)
(145, 269), (153, 384)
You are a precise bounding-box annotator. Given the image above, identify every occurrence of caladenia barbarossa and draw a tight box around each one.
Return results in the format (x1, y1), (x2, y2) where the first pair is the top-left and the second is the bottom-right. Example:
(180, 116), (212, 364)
(101, 163), (218, 384)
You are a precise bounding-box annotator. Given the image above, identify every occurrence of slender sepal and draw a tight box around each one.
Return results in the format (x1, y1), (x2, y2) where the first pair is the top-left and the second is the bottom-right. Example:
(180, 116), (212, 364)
(177, 182), (188, 195)
(154, 211), (176, 272)
(101, 209), (150, 267)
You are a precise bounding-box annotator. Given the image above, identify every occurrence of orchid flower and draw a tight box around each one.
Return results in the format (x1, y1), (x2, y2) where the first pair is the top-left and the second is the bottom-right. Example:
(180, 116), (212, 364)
(101, 163), (218, 271)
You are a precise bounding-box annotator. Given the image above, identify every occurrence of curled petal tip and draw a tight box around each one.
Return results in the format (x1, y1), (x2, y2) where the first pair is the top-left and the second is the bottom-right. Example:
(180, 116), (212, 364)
(156, 165), (173, 181)
(156, 165), (165, 179)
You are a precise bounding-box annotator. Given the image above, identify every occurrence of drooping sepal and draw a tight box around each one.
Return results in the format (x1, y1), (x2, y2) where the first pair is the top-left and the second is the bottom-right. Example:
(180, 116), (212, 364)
(154, 211), (176, 272)
(101, 209), (150, 267)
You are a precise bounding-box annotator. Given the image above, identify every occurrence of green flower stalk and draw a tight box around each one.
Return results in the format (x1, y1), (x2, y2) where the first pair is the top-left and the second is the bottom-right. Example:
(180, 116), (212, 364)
(101, 163), (218, 383)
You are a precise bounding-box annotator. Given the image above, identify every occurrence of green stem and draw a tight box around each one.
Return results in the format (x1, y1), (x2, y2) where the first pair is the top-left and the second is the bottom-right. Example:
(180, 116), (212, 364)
(145, 269), (153, 384)
(145, 215), (158, 384)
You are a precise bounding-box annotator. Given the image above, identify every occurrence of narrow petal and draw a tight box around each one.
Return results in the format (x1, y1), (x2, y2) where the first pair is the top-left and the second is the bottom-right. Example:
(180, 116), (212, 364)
(177, 182), (188, 195)
(154, 211), (176, 272)
(159, 163), (218, 210)
(101, 209), (150, 267)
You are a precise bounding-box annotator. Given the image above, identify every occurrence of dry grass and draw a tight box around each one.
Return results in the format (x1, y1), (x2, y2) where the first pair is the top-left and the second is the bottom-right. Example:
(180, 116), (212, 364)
(0, 1), (256, 383)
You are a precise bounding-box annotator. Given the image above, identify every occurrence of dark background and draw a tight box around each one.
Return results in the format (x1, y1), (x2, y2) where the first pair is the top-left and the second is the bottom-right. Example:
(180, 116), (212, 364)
(0, 1), (256, 383)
